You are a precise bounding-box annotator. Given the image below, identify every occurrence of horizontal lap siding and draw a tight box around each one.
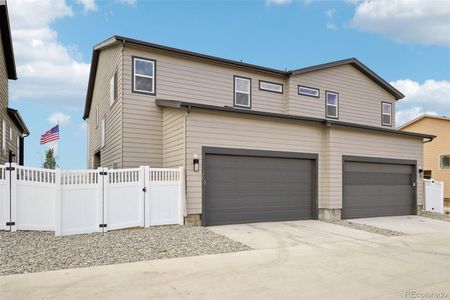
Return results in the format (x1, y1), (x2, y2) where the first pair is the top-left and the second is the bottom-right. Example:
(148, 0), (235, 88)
(122, 45), (286, 167)
(288, 65), (396, 128)
(402, 119), (450, 199)
(163, 108), (185, 168)
(185, 110), (324, 214)
(87, 44), (123, 168)
(0, 34), (19, 164)
(328, 128), (423, 208)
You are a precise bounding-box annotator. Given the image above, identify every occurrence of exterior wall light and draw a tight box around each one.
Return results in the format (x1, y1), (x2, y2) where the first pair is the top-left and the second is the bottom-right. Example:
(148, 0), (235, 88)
(193, 154), (199, 172)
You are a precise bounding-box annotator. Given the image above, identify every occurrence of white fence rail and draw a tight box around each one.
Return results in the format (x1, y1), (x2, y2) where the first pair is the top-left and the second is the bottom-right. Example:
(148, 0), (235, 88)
(0, 164), (185, 236)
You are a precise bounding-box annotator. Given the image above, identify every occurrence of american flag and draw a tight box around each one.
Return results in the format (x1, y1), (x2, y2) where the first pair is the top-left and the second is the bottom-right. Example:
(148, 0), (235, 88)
(40, 125), (60, 145)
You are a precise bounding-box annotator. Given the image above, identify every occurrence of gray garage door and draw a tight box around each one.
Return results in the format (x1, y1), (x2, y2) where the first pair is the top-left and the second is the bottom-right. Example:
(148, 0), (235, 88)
(203, 153), (315, 226)
(343, 161), (415, 219)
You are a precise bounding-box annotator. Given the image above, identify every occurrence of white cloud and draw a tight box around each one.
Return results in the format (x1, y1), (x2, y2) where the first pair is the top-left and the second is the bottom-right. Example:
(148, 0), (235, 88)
(325, 8), (337, 30)
(266, 0), (292, 5)
(8, 0), (91, 110)
(396, 107), (437, 127)
(391, 79), (450, 126)
(351, 0), (450, 46)
(77, 0), (98, 12)
(48, 112), (71, 125)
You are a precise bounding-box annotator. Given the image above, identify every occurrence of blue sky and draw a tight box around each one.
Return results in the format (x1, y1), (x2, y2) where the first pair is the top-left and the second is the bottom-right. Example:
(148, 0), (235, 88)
(7, 0), (450, 169)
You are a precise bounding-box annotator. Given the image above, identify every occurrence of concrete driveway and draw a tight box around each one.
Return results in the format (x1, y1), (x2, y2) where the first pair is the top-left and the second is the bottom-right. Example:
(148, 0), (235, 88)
(349, 215), (450, 234)
(1, 220), (450, 299)
(209, 220), (383, 249)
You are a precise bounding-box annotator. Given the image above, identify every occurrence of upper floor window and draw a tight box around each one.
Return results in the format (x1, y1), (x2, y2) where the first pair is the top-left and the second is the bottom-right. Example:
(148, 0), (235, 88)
(110, 70), (118, 106)
(259, 80), (283, 94)
(95, 105), (99, 128)
(325, 91), (339, 119)
(2, 120), (5, 155)
(440, 155), (450, 170)
(132, 57), (155, 95)
(234, 76), (251, 108)
(298, 85), (319, 98)
(101, 118), (106, 148)
(381, 102), (392, 126)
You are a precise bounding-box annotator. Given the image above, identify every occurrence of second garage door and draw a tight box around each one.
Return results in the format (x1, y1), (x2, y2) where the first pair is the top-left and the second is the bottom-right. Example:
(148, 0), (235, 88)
(343, 158), (416, 219)
(203, 149), (316, 226)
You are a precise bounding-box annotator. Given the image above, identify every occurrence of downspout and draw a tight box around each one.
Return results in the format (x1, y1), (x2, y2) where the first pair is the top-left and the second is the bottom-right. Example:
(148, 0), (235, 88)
(183, 106), (191, 219)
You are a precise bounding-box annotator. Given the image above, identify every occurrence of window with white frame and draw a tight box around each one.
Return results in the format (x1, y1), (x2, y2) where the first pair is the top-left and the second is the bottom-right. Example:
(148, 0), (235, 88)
(9, 127), (12, 140)
(2, 120), (5, 154)
(325, 91), (339, 118)
(133, 57), (155, 95)
(101, 118), (105, 148)
(109, 70), (118, 106)
(381, 102), (392, 126)
(440, 155), (450, 170)
(234, 76), (251, 108)
(95, 105), (99, 128)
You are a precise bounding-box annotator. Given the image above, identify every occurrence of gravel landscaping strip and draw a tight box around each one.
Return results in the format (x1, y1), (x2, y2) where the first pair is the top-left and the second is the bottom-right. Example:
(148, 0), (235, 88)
(0, 225), (251, 276)
(323, 220), (405, 236)
(421, 211), (450, 222)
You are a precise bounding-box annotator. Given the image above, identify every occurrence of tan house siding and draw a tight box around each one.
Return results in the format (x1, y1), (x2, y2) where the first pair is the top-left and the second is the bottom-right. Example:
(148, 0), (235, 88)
(328, 127), (424, 207)
(181, 109), (423, 214)
(401, 118), (450, 200)
(162, 108), (185, 168)
(184, 110), (325, 214)
(0, 30), (19, 164)
(87, 43), (123, 168)
(121, 44), (286, 168)
(288, 64), (396, 128)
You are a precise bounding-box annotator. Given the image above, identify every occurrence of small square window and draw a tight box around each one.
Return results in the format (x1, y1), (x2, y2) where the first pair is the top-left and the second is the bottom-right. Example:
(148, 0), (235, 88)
(234, 76), (251, 108)
(382, 102), (392, 126)
(440, 155), (450, 169)
(325, 91), (339, 119)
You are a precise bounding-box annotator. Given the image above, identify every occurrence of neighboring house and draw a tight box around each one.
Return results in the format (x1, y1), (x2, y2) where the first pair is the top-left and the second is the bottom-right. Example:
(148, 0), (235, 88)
(83, 36), (433, 225)
(0, 1), (29, 165)
(399, 114), (450, 209)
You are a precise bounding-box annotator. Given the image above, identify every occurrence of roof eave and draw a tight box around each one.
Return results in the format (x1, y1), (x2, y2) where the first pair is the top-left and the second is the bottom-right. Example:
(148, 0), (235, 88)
(156, 99), (434, 140)
(0, 3), (17, 80)
(7, 108), (30, 136)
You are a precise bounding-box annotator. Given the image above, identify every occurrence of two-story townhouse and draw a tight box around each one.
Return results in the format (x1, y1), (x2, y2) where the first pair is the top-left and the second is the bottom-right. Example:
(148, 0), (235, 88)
(0, 1), (29, 165)
(83, 36), (433, 225)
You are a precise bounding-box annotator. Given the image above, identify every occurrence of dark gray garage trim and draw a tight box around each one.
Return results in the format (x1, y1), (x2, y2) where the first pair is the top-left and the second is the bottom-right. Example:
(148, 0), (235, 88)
(342, 155), (417, 219)
(202, 147), (319, 226)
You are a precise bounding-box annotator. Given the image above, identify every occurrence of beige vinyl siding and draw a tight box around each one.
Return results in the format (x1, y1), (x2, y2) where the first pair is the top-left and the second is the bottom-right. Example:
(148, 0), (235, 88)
(326, 127), (424, 208)
(163, 108), (185, 168)
(183, 110), (424, 214)
(288, 64), (396, 128)
(87, 43), (123, 168)
(402, 118), (450, 199)
(121, 44), (285, 167)
(0, 31), (19, 164)
(184, 110), (324, 214)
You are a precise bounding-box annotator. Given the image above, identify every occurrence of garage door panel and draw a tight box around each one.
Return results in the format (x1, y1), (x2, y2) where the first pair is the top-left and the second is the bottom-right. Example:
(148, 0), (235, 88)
(343, 161), (414, 219)
(204, 153), (315, 225)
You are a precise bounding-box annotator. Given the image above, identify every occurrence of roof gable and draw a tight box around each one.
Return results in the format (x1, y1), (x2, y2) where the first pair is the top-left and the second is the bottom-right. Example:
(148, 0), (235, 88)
(0, 2), (17, 80)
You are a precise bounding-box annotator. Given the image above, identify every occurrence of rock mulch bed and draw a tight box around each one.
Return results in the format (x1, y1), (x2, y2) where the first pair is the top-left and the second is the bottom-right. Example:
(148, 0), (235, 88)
(421, 211), (450, 222)
(323, 220), (405, 237)
(0, 225), (251, 276)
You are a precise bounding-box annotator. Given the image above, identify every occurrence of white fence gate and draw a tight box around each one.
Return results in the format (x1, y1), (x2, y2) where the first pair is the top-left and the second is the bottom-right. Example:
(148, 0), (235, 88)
(424, 178), (444, 213)
(0, 164), (185, 236)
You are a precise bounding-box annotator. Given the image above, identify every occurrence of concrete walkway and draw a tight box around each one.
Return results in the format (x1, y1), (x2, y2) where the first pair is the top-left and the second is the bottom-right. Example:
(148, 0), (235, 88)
(350, 215), (450, 234)
(1, 221), (450, 299)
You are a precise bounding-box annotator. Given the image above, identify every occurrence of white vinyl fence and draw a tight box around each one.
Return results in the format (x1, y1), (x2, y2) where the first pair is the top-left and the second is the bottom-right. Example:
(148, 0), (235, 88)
(0, 164), (185, 236)
(424, 178), (444, 214)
